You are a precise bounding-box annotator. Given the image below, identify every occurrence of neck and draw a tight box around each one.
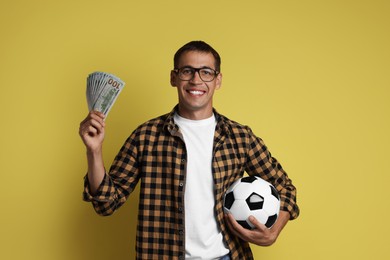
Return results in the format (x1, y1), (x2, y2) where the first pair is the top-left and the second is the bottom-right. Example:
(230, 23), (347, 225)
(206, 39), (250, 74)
(177, 105), (213, 120)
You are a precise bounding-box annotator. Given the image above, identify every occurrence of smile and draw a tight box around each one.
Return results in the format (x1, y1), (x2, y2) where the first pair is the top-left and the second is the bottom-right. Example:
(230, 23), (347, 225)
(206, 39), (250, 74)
(187, 90), (206, 96)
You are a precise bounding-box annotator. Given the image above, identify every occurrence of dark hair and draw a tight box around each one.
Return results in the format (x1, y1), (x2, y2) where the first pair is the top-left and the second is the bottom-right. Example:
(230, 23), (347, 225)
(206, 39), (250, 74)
(174, 41), (221, 72)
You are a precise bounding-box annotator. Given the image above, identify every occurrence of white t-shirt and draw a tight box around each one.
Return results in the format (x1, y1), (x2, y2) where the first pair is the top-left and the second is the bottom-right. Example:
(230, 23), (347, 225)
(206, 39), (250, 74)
(174, 113), (229, 259)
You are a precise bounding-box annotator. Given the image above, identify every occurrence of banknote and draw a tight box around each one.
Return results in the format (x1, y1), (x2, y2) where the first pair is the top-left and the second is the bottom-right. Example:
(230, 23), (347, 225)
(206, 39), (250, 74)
(86, 71), (125, 116)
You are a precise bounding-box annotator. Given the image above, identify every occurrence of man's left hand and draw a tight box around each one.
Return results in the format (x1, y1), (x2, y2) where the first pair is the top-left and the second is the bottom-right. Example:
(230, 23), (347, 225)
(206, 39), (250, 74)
(225, 210), (290, 246)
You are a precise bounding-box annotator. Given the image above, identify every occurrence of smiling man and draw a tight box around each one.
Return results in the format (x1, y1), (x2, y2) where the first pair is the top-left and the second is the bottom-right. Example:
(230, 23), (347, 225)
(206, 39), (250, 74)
(171, 47), (222, 120)
(79, 41), (299, 259)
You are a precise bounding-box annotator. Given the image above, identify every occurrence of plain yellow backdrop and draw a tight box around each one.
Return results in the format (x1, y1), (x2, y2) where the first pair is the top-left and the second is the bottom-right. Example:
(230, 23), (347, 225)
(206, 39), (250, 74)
(0, 0), (389, 259)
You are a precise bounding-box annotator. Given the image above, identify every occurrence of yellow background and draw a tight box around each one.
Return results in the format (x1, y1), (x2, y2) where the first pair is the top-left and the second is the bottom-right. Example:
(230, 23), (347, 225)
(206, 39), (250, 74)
(1, 0), (389, 259)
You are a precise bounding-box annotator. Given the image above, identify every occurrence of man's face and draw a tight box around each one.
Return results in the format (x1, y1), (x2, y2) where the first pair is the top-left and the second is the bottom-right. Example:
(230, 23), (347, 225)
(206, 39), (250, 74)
(170, 51), (222, 119)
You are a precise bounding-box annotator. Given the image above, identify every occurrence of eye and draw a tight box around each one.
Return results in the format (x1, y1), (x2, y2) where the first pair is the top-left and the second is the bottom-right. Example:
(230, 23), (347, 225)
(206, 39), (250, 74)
(200, 69), (213, 76)
(180, 68), (193, 75)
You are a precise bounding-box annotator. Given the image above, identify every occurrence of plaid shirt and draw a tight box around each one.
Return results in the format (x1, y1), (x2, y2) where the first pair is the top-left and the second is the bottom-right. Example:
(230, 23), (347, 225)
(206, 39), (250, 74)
(83, 106), (299, 259)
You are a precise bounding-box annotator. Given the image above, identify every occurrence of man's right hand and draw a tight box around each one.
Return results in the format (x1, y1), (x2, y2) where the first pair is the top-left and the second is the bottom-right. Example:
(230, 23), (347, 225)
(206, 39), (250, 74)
(79, 111), (106, 152)
(79, 111), (106, 195)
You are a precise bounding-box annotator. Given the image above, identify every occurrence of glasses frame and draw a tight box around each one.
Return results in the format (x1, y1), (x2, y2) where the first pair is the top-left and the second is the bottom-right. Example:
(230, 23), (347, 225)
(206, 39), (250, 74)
(173, 66), (220, 82)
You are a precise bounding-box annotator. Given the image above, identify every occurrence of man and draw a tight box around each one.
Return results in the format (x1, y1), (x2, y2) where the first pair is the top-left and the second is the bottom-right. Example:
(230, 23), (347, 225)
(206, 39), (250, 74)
(79, 41), (299, 259)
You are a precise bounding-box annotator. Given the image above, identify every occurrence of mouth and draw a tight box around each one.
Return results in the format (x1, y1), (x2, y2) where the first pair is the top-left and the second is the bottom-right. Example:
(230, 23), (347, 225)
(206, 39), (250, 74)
(187, 89), (206, 96)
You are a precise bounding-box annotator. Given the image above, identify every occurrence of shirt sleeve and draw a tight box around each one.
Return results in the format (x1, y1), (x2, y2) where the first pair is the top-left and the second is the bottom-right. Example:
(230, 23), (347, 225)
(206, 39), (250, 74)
(244, 126), (300, 220)
(83, 172), (113, 202)
(82, 173), (119, 216)
(82, 133), (141, 216)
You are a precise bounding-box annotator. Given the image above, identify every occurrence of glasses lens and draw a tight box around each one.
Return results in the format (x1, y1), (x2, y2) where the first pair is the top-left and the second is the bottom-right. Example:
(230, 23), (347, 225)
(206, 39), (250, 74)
(199, 68), (215, 82)
(179, 68), (194, 80)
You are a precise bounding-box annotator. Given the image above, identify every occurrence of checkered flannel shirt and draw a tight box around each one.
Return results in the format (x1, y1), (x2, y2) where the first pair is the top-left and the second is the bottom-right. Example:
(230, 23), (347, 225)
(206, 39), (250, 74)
(83, 106), (300, 259)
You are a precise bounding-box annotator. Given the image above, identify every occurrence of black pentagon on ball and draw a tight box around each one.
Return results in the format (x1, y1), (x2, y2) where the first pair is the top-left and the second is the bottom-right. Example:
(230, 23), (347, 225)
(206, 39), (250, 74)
(246, 192), (264, 210)
(265, 214), (278, 228)
(237, 220), (253, 230)
(224, 191), (235, 210)
(270, 185), (280, 200)
(240, 176), (257, 183)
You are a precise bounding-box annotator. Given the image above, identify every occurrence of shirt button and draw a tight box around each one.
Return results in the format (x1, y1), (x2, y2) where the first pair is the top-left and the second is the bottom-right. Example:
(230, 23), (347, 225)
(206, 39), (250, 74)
(178, 207), (183, 212)
(179, 182), (184, 187)
(181, 159), (186, 163)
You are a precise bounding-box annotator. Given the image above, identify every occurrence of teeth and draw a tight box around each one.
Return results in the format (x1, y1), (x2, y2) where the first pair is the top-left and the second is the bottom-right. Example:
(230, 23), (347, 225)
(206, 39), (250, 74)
(189, 90), (204, 95)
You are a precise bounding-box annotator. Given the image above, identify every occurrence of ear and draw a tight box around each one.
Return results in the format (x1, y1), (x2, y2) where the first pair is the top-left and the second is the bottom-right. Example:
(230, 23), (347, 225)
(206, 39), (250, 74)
(215, 72), (222, 90)
(170, 70), (177, 87)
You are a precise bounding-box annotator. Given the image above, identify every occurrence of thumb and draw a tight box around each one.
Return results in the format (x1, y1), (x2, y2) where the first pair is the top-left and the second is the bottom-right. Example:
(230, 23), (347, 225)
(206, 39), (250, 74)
(248, 215), (266, 231)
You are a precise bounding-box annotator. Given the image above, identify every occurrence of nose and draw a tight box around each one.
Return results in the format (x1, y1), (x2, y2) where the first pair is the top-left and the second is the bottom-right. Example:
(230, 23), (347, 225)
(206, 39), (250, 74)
(189, 70), (203, 84)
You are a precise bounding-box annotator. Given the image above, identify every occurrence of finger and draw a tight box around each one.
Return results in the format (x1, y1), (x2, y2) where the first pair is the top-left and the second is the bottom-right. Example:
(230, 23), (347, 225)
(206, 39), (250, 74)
(80, 116), (90, 127)
(225, 214), (249, 240)
(79, 124), (98, 138)
(80, 111), (105, 126)
(80, 115), (105, 133)
(225, 214), (242, 238)
(79, 122), (94, 137)
(91, 110), (106, 121)
(88, 118), (105, 133)
(228, 214), (247, 233)
(248, 215), (267, 232)
(89, 112), (106, 126)
(80, 115), (102, 131)
(80, 117), (106, 137)
(86, 125), (99, 136)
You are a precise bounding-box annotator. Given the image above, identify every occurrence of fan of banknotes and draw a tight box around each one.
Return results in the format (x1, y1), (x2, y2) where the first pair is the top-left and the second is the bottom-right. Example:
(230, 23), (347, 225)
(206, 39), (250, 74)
(86, 71), (125, 116)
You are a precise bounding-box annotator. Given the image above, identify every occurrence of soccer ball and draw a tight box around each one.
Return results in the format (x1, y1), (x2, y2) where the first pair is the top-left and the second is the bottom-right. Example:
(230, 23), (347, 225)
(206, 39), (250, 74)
(223, 176), (280, 229)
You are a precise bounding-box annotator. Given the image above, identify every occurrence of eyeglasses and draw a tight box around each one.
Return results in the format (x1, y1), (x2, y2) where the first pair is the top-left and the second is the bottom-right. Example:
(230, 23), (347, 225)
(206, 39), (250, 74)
(173, 67), (219, 82)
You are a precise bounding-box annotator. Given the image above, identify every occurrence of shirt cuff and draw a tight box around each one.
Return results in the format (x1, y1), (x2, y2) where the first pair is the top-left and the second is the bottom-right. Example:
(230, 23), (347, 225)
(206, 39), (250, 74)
(280, 198), (300, 220)
(82, 173), (114, 202)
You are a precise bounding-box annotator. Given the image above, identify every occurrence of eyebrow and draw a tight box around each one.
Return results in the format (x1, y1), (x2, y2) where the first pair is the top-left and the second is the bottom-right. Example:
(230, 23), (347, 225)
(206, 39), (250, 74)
(180, 66), (214, 70)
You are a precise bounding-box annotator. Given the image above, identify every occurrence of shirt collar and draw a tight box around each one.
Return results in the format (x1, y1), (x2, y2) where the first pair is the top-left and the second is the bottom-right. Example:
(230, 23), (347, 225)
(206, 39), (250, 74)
(164, 105), (231, 136)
